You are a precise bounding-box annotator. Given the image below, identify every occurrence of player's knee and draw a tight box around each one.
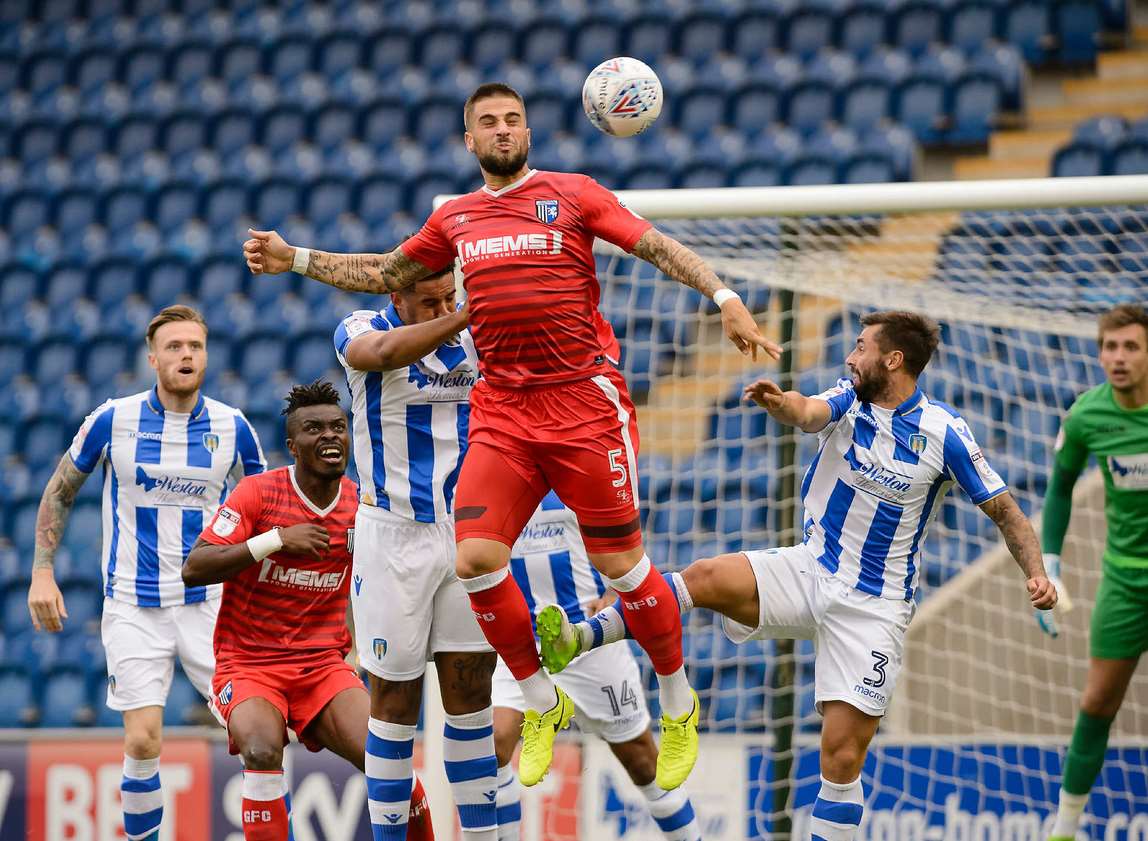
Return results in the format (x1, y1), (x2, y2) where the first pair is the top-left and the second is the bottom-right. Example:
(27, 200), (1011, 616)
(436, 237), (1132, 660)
(240, 740), (284, 771)
(123, 731), (162, 759)
(611, 739), (657, 787)
(455, 543), (501, 579)
(1080, 686), (1122, 719)
(682, 556), (724, 609)
(821, 738), (866, 782)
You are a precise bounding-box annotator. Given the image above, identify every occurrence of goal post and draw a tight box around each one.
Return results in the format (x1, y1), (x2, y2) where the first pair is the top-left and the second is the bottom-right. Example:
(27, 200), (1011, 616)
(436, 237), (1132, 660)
(430, 175), (1148, 840)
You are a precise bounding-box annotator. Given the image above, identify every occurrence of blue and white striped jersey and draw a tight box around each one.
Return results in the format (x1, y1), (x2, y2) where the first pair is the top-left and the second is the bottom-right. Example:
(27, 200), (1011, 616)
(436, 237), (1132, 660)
(68, 387), (266, 607)
(802, 379), (1007, 601)
(334, 304), (478, 523)
(509, 492), (608, 625)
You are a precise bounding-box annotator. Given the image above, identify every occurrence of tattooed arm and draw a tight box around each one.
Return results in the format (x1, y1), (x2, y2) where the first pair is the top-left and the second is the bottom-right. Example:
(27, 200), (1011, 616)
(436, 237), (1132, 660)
(631, 228), (781, 360)
(243, 229), (433, 294)
(979, 491), (1057, 610)
(28, 454), (89, 631)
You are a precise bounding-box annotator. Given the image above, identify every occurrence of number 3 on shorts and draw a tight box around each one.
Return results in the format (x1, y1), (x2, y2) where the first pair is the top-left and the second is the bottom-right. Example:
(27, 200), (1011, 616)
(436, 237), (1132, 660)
(608, 448), (628, 488)
(864, 650), (889, 688)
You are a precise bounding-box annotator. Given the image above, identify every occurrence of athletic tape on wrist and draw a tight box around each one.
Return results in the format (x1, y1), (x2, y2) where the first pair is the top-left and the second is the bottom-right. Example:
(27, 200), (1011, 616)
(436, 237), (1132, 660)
(247, 528), (283, 562)
(291, 247), (311, 275)
(713, 288), (740, 308)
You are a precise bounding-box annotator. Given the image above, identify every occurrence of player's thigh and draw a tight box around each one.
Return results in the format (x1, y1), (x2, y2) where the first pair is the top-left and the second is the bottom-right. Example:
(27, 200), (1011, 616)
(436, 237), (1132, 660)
(173, 598), (219, 700)
(212, 669), (290, 757)
(454, 437), (549, 555)
(719, 545), (821, 644)
(287, 656), (369, 757)
(1080, 656), (1141, 718)
(101, 598), (178, 711)
(302, 684), (371, 771)
(554, 644), (650, 745)
(682, 552), (762, 626)
(227, 696), (289, 768)
(814, 590), (912, 717)
(352, 507), (441, 682)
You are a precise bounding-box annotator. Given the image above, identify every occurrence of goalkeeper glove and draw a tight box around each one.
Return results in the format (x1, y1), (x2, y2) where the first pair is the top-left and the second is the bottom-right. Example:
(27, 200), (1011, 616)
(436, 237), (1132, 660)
(1034, 553), (1074, 638)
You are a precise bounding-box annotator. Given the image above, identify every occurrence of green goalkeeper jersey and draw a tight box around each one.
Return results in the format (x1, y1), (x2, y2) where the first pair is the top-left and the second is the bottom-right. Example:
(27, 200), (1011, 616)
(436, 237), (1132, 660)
(1047, 382), (1148, 569)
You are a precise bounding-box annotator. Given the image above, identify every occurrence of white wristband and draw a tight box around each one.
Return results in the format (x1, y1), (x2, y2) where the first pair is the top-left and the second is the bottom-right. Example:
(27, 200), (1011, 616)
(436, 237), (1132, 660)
(713, 288), (740, 308)
(291, 246), (311, 275)
(246, 528), (283, 562)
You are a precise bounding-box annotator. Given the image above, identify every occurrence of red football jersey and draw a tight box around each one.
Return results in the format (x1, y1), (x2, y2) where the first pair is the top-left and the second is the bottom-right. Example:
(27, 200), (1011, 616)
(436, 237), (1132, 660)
(200, 466), (358, 667)
(403, 169), (651, 388)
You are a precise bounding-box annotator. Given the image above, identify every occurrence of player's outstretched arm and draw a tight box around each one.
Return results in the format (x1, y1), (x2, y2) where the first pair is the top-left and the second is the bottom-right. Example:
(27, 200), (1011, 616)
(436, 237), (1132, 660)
(27, 454), (88, 632)
(243, 229), (432, 294)
(743, 379), (832, 433)
(346, 303), (469, 372)
(631, 228), (781, 361)
(183, 525), (330, 586)
(979, 491), (1057, 611)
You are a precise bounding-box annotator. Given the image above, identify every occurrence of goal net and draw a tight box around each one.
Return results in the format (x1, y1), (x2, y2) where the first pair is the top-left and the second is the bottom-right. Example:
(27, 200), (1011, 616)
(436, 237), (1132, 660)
(477, 176), (1148, 841)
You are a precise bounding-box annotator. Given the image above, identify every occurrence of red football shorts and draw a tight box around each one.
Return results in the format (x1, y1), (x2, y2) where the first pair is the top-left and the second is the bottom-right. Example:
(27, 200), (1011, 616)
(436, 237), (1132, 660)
(212, 650), (365, 754)
(454, 367), (642, 554)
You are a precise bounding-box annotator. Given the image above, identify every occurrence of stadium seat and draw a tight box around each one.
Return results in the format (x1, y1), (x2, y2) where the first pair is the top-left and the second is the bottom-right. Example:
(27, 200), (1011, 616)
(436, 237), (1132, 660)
(160, 110), (210, 160)
(519, 17), (568, 69)
(784, 80), (836, 135)
(216, 38), (262, 85)
(142, 256), (194, 306)
(209, 109), (258, 157)
(787, 153), (838, 185)
(0, 667), (36, 727)
(1002, 0), (1050, 64)
(573, 15), (625, 67)
(891, 1), (944, 56)
(731, 82), (784, 135)
(201, 179), (250, 233)
(2, 575), (33, 634)
(0, 340), (26, 391)
(236, 332), (289, 382)
(59, 582), (102, 631)
(732, 10), (782, 61)
(249, 179), (301, 231)
(842, 151), (898, 182)
(311, 102), (357, 154)
(836, 4), (888, 58)
(289, 330), (338, 384)
(894, 75), (947, 142)
(945, 1), (1000, 53)
(152, 182), (200, 232)
(13, 120), (59, 164)
(677, 11), (729, 64)
(117, 43), (166, 93)
(675, 86), (729, 138)
(260, 106), (308, 154)
(100, 186), (149, 232)
(316, 30), (363, 81)
(469, 22), (518, 72)
(412, 95), (461, 148)
(947, 71), (1002, 143)
(1074, 116), (1129, 151)
(40, 666), (93, 727)
(4, 190), (51, 239)
(731, 158), (784, 186)
(1053, 0), (1100, 64)
(81, 334), (133, 393)
(68, 47), (117, 96)
(839, 77), (894, 131)
(408, 170), (459, 219)
(265, 34), (313, 81)
(53, 188), (100, 232)
(163, 668), (203, 726)
(60, 118), (107, 165)
(625, 14), (674, 66)
(168, 40), (213, 89)
(417, 24), (466, 75)
(1051, 141), (1106, 177)
(969, 44), (1026, 112)
(90, 257), (139, 310)
(23, 49), (68, 97)
(1110, 140), (1148, 175)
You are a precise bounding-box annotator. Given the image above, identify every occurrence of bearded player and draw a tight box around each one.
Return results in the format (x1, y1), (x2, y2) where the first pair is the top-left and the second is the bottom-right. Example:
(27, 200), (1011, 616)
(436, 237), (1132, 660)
(1042, 304), (1148, 841)
(541, 312), (1057, 841)
(243, 82), (778, 790)
(182, 381), (433, 841)
(243, 82), (780, 784)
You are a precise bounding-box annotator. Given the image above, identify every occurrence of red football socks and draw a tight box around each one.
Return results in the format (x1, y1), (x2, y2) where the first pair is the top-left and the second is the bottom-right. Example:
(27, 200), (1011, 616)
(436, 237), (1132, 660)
(242, 770), (290, 841)
(407, 775), (435, 841)
(611, 557), (684, 676)
(461, 568), (542, 680)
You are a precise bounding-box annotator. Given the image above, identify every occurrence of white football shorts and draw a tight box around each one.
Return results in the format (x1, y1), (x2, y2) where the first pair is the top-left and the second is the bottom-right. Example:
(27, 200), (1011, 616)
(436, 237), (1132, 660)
(351, 504), (490, 681)
(722, 543), (913, 717)
(101, 596), (218, 711)
(492, 642), (650, 743)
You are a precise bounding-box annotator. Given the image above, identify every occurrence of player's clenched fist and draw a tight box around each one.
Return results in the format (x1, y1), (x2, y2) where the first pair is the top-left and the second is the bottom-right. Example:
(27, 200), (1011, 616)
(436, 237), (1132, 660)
(27, 570), (68, 633)
(279, 524), (330, 558)
(743, 378), (787, 411)
(1026, 575), (1058, 611)
(244, 229), (296, 275)
(720, 298), (781, 361)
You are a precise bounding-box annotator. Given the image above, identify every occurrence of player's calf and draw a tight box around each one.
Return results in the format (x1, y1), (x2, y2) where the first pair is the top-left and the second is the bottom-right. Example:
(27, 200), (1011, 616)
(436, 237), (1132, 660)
(610, 735), (702, 841)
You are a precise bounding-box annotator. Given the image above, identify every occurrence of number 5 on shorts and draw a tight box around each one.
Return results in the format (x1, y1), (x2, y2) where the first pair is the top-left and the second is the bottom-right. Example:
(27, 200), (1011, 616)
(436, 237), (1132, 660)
(608, 448), (628, 488)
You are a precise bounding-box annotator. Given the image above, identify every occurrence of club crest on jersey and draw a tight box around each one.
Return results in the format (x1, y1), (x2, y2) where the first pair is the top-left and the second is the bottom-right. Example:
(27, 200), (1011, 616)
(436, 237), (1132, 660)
(535, 199), (559, 224)
(909, 433), (927, 454)
(218, 680), (233, 707)
(202, 432), (220, 452)
(373, 638), (387, 659)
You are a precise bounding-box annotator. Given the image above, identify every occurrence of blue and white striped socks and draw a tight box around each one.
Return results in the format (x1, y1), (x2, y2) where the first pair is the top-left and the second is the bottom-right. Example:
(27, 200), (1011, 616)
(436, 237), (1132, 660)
(495, 763), (523, 841)
(810, 775), (864, 841)
(365, 717), (416, 841)
(641, 780), (702, 841)
(122, 755), (163, 841)
(443, 707), (499, 839)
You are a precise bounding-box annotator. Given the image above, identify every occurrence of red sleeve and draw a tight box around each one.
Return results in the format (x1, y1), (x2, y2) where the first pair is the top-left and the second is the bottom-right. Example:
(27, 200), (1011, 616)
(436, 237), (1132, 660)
(579, 177), (652, 252)
(399, 208), (455, 272)
(200, 477), (262, 546)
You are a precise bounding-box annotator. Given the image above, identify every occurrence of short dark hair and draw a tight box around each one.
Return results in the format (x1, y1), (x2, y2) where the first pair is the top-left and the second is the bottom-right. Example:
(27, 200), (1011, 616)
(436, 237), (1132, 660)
(860, 310), (940, 377)
(1097, 303), (1148, 344)
(463, 82), (525, 130)
(282, 380), (343, 428)
(146, 305), (207, 349)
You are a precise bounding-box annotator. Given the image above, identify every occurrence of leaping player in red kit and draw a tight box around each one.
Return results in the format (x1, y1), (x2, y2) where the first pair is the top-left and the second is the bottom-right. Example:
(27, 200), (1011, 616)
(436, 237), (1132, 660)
(244, 83), (781, 791)
(182, 381), (433, 841)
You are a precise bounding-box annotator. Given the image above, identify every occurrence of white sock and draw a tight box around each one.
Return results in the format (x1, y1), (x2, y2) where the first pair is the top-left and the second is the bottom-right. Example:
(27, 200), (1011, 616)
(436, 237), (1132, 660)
(578, 604), (627, 651)
(809, 775), (864, 841)
(1051, 791), (1088, 837)
(458, 566), (509, 593)
(122, 756), (163, 841)
(669, 571), (693, 612)
(608, 554), (652, 592)
(365, 717), (416, 839)
(443, 707), (498, 839)
(656, 666), (694, 720)
(495, 763), (522, 841)
(243, 769), (284, 801)
(518, 668), (559, 711)
(640, 780), (702, 841)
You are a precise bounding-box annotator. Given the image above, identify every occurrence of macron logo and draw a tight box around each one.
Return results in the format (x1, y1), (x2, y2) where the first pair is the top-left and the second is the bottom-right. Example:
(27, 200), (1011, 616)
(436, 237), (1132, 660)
(455, 232), (562, 264)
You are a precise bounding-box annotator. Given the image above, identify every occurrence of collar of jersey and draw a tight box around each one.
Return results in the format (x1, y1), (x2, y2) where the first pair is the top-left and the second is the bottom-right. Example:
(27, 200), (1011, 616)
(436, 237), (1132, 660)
(482, 168), (538, 198)
(288, 464), (343, 518)
(893, 387), (924, 416)
(383, 302), (404, 327)
(147, 386), (206, 419)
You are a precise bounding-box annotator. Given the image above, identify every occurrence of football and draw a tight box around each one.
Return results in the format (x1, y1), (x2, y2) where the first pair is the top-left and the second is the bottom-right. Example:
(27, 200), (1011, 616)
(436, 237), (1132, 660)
(581, 56), (664, 138)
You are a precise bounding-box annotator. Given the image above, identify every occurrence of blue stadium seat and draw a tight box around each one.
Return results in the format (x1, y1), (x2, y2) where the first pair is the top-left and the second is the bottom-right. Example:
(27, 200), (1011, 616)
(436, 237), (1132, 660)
(23, 49), (68, 97)
(412, 95), (460, 148)
(945, 1), (1000, 53)
(519, 17), (569, 69)
(265, 34), (313, 81)
(117, 43), (166, 93)
(261, 106), (308, 154)
(13, 120), (59, 164)
(842, 151), (898, 182)
(470, 22), (518, 72)
(201, 179), (250, 233)
(33, 333), (82, 384)
(168, 40), (213, 89)
(621, 163), (675, 190)
(4, 190), (51, 239)
(1073, 116), (1128, 151)
(210, 109), (258, 157)
(2, 577), (33, 634)
(101, 186), (149, 231)
(354, 174), (404, 225)
(948, 71), (1002, 143)
(311, 102), (357, 153)
(90, 257), (138, 310)
(677, 11), (728, 64)
(152, 183), (200, 232)
(110, 114), (160, 162)
(675, 86), (729, 137)
(837, 3), (889, 57)
(39, 666), (93, 727)
(160, 110), (209, 160)
(625, 14), (674, 66)
(359, 97), (408, 150)
(53, 188), (100, 231)
(1053, 0), (1100, 63)
(859, 47), (914, 86)
(675, 163), (727, 189)
(163, 668), (203, 726)
(290, 330), (339, 384)
(68, 47), (117, 95)
(59, 582), (102, 631)
(364, 25), (414, 76)
(217, 38), (262, 85)
(1003, 0), (1050, 63)
(731, 158), (784, 186)
(784, 80), (836, 135)
(1101, 0), (1129, 30)
(249, 179), (301, 230)
(894, 75), (947, 142)
(839, 77), (894, 131)
(732, 9), (782, 60)
(891, 0), (944, 56)
(408, 170), (459, 218)
(306, 176), (354, 227)
(417, 24), (466, 74)
(0, 667), (35, 727)
(142, 256), (193, 306)
(784, 6), (835, 59)
(236, 332), (289, 381)
(804, 48), (858, 86)
(60, 118), (107, 165)
(83, 336), (135, 393)
(0, 419), (16, 461)
(1110, 140), (1148, 175)
(0, 340), (26, 390)
(731, 82), (784, 134)
(969, 44), (1026, 111)
(573, 15), (625, 67)
(1051, 141), (1106, 177)
(199, 255), (249, 303)
(787, 153), (838, 185)
(316, 30), (363, 81)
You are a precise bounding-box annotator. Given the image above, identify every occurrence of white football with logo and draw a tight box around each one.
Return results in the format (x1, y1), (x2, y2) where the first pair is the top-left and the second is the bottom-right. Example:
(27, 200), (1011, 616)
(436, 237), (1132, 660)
(581, 57), (663, 138)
